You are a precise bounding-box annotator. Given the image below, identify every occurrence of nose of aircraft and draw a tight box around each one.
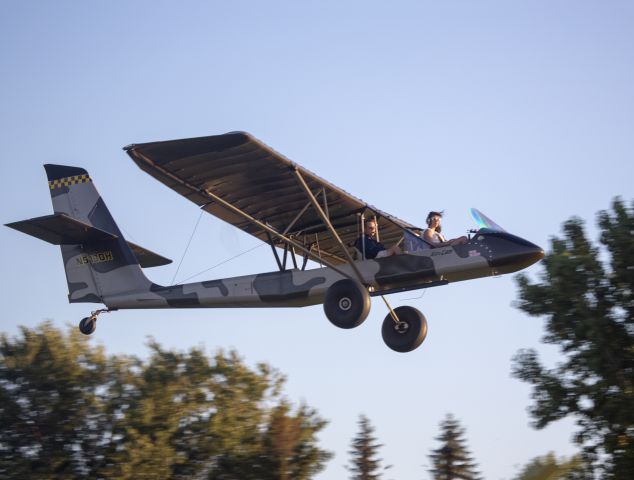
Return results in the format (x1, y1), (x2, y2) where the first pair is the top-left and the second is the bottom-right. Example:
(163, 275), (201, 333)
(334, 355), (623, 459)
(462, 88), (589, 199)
(487, 232), (545, 273)
(519, 243), (545, 267)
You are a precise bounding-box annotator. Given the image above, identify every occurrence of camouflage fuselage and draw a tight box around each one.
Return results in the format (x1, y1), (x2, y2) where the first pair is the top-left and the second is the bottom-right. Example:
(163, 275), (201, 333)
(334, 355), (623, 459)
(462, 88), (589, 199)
(102, 230), (543, 309)
(12, 165), (542, 311)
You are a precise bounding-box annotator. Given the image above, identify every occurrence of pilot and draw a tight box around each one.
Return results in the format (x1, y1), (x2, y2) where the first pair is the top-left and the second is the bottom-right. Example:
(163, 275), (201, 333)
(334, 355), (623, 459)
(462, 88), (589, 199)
(355, 218), (401, 259)
(423, 211), (468, 247)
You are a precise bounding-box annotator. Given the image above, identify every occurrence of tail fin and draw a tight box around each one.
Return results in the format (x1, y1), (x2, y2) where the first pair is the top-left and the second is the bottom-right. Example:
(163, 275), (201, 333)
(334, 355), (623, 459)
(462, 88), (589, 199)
(44, 164), (152, 304)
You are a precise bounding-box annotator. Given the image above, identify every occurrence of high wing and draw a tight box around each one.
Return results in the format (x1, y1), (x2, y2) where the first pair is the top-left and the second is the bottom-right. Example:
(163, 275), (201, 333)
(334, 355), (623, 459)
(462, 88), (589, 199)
(124, 132), (419, 266)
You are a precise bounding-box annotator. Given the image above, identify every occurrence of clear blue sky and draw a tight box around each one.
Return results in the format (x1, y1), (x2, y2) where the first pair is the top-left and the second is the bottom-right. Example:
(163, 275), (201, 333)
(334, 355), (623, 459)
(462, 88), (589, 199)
(1, 2), (632, 478)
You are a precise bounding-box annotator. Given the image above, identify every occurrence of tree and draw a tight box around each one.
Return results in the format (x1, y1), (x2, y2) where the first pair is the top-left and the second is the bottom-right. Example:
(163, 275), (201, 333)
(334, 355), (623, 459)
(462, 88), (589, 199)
(258, 402), (332, 480)
(428, 414), (481, 480)
(512, 198), (634, 479)
(0, 322), (111, 479)
(512, 453), (582, 480)
(347, 414), (385, 480)
(0, 322), (331, 479)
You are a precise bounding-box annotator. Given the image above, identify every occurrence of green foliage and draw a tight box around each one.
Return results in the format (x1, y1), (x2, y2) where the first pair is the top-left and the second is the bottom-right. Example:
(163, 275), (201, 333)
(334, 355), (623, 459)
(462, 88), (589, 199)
(258, 402), (331, 479)
(512, 453), (582, 480)
(513, 198), (634, 479)
(428, 414), (481, 480)
(347, 414), (385, 480)
(0, 322), (331, 479)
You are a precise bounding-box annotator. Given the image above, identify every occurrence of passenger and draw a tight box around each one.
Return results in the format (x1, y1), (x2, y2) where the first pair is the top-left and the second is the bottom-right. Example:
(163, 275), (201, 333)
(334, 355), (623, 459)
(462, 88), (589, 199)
(355, 219), (402, 259)
(423, 211), (468, 247)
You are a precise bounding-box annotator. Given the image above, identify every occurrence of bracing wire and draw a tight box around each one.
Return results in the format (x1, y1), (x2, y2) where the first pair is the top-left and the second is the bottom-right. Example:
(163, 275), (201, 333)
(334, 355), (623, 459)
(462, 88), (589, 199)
(401, 288), (427, 302)
(170, 209), (204, 285)
(315, 233), (322, 267)
(173, 243), (265, 286)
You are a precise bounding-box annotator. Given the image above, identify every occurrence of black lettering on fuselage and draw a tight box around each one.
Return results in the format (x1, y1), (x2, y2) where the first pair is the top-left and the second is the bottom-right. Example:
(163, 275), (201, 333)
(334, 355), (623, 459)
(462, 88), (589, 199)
(75, 251), (113, 266)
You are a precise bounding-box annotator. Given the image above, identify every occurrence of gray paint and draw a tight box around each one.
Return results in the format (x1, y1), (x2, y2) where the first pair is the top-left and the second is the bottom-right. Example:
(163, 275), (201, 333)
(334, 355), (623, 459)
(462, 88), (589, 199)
(8, 163), (543, 314)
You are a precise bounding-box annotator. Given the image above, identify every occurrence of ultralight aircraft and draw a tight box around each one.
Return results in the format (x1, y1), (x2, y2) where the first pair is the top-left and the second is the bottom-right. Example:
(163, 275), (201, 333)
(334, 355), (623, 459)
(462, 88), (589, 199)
(6, 132), (544, 352)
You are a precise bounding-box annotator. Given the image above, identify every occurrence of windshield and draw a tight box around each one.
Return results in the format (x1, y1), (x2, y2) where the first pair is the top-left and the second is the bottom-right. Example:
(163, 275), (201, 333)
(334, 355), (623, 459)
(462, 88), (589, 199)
(470, 208), (506, 232)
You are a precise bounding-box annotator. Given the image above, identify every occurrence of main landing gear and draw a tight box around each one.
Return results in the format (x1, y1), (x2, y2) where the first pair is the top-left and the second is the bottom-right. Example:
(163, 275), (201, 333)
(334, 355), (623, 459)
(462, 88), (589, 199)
(323, 280), (428, 353)
(323, 279), (371, 329)
(78, 309), (111, 335)
(381, 306), (428, 353)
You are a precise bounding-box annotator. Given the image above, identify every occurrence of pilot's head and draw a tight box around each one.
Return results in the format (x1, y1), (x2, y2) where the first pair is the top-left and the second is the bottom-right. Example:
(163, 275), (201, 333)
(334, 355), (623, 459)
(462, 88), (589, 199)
(365, 219), (377, 238)
(426, 211), (443, 233)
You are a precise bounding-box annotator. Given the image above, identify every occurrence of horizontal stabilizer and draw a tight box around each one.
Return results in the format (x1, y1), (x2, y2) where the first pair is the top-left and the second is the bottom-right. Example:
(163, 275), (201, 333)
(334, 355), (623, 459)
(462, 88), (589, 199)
(127, 241), (172, 268)
(6, 214), (117, 244)
(6, 214), (172, 268)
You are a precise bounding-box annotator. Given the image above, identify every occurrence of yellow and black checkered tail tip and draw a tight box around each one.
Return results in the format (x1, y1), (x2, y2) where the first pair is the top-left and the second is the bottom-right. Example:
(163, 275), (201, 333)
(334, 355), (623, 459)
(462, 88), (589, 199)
(44, 164), (92, 190)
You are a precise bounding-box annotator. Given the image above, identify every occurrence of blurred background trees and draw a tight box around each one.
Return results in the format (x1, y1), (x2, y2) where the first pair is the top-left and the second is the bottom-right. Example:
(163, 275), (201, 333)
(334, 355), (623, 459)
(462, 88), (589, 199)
(428, 414), (481, 480)
(3, 198), (631, 479)
(347, 414), (387, 480)
(0, 322), (331, 479)
(513, 197), (634, 479)
(512, 453), (581, 480)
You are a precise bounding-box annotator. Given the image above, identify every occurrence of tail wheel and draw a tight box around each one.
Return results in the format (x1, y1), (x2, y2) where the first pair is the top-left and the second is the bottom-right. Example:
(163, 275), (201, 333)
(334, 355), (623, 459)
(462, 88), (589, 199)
(382, 306), (428, 352)
(79, 316), (96, 335)
(323, 279), (371, 329)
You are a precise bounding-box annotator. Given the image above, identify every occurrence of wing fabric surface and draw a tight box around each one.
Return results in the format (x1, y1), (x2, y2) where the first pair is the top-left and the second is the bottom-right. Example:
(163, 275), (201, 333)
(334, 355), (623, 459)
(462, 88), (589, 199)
(125, 132), (417, 266)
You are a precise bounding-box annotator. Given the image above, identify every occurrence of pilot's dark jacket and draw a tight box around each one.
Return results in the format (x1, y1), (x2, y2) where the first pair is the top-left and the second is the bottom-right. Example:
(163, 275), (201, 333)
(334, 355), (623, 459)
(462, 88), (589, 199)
(354, 235), (386, 259)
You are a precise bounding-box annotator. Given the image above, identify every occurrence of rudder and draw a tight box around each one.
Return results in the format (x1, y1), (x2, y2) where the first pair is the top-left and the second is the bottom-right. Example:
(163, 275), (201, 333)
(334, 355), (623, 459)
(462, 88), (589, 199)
(44, 164), (152, 304)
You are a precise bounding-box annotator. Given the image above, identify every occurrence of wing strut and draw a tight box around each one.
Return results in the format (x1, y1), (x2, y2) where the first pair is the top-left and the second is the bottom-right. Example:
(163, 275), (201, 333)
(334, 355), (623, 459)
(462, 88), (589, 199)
(132, 151), (354, 279)
(292, 168), (366, 285)
(265, 231), (284, 271)
(200, 190), (353, 278)
(282, 189), (322, 235)
(289, 243), (299, 269)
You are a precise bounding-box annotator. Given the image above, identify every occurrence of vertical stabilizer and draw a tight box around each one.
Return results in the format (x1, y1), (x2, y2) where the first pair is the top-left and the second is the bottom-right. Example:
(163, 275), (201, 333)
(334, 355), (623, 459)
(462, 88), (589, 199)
(44, 164), (151, 303)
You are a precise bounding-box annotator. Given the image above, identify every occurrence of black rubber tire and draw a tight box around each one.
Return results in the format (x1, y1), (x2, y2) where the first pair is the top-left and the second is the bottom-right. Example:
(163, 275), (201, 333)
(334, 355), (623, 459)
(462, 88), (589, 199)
(382, 306), (428, 353)
(79, 316), (96, 335)
(323, 279), (371, 329)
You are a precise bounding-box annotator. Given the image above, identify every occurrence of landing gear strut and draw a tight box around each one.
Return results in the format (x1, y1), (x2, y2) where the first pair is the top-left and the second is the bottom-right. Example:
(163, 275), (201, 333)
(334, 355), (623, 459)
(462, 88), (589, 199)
(78, 309), (111, 335)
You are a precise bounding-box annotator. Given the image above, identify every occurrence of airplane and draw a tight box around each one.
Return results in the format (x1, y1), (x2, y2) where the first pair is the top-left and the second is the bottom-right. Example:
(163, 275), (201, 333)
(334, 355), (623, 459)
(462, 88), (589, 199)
(5, 132), (544, 353)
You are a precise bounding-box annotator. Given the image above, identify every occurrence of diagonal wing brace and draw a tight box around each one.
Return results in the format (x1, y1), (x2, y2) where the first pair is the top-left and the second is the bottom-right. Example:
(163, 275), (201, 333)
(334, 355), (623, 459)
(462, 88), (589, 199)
(292, 167), (366, 285)
(131, 153), (355, 280)
(200, 188), (354, 280)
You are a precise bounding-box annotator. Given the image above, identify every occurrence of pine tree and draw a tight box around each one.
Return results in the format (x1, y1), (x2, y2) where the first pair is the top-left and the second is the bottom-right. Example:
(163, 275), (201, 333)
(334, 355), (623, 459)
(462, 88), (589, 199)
(428, 414), (481, 480)
(348, 414), (385, 480)
(512, 198), (634, 478)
